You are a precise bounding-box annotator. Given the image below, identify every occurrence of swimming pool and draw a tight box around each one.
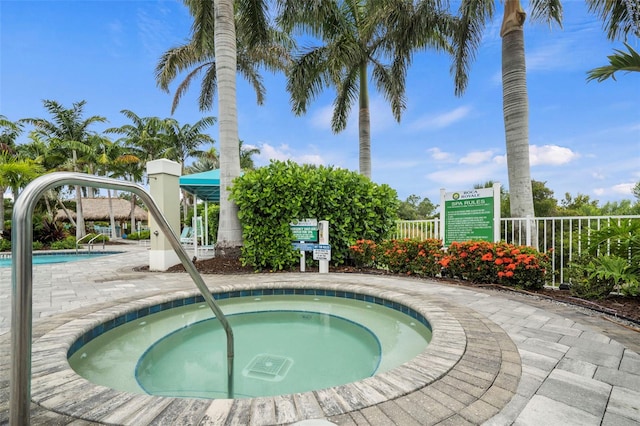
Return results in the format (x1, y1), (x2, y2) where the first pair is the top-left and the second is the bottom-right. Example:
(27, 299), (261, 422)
(0, 251), (123, 267)
(68, 291), (433, 399)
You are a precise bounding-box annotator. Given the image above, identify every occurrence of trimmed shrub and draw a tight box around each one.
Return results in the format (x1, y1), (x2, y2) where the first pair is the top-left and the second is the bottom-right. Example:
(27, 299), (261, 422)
(231, 160), (398, 270)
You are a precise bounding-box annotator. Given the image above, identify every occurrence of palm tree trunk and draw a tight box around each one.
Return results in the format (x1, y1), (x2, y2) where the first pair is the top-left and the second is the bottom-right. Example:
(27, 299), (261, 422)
(130, 194), (137, 235)
(107, 189), (117, 239)
(501, 0), (537, 246)
(358, 64), (371, 179)
(0, 187), (5, 233)
(214, 0), (243, 257)
(57, 199), (77, 228)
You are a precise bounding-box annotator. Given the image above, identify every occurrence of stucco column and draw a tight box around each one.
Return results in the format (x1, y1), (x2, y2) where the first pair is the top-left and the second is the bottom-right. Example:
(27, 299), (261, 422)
(147, 159), (181, 271)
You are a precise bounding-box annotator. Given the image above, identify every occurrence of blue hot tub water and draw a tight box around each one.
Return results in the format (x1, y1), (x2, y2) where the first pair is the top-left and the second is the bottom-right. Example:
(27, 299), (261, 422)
(68, 290), (432, 399)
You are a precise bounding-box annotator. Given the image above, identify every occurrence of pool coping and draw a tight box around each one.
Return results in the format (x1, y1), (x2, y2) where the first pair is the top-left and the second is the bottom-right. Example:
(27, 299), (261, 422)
(27, 280), (521, 425)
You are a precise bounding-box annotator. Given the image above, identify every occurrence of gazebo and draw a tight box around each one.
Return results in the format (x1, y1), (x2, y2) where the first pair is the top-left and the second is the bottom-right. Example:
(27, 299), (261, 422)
(179, 169), (220, 203)
(179, 169), (221, 249)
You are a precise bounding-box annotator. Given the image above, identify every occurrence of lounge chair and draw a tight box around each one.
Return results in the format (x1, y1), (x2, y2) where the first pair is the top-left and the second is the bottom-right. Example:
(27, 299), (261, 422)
(180, 226), (194, 244)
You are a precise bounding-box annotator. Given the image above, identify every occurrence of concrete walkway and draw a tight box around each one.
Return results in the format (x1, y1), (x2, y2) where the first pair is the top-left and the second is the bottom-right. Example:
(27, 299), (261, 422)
(1, 243), (639, 425)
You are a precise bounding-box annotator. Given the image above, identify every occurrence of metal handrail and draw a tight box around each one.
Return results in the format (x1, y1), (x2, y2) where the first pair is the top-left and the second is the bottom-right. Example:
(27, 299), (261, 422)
(75, 232), (106, 253)
(10, 172), (235, 425)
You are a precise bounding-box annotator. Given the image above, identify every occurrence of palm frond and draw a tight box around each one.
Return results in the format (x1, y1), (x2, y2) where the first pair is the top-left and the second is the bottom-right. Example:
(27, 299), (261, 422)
(451, 0), (494, 96)
(529, 0), (563, 26)
(587, 42), (640, 82)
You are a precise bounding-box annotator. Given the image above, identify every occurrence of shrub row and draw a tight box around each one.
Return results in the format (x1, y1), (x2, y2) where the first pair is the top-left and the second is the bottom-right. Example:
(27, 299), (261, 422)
(350, 238), (550, 290)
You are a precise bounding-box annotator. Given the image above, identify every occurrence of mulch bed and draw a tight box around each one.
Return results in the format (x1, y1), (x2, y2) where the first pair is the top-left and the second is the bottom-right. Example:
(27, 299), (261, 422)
(162, 256), (640, 325)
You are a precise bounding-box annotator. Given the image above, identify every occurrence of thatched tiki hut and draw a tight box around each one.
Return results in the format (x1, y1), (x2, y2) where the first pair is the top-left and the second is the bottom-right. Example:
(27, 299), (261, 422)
(55, 198), (148, 237)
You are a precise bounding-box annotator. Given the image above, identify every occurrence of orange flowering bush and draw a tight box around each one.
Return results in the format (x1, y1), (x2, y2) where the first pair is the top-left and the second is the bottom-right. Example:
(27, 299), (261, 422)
(349, 238), (443, 276)
(349, 239), (378, 268)
(351, 238), (550, 289)
(441, 240), (550, 289)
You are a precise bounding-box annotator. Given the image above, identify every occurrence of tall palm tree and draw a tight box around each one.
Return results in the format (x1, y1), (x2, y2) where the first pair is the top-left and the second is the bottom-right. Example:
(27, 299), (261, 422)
(282, 0), (451, 179)
(450, 0), (562, 231)
(155, 1), (292, 114)
(158, 0), (284, 257)
(21, 100), (107, 239)
(214, 0), (244, 255)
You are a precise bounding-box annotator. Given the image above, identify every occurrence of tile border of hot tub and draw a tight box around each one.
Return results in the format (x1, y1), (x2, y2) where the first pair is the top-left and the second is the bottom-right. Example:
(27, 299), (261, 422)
(28, 280), (520, 424)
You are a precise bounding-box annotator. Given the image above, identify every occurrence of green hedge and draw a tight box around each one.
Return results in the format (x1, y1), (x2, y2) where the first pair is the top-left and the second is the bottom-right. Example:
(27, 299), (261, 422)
(231, 160), (398, 270)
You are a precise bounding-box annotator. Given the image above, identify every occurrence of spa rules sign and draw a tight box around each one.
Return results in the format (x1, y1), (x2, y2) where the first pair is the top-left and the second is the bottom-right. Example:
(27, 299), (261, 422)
(441, 185), (501, 247)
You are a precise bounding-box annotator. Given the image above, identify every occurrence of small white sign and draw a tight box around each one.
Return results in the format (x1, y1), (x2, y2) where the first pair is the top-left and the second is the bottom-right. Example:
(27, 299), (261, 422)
(313, 249), (331, 261)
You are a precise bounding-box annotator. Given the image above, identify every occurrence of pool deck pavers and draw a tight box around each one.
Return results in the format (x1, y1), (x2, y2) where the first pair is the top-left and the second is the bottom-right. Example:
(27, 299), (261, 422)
(1, 243), (639, 425)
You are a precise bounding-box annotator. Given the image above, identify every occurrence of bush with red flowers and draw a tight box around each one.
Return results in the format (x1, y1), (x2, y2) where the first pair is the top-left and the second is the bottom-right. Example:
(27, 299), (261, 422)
(349, 238), (443, 276)
(349, 238), (550, 289)
(441, 241), (549, 289)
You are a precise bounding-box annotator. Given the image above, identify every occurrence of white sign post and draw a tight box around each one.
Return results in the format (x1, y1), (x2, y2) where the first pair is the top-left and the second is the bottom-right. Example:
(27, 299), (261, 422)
(317, 220), (330, 273)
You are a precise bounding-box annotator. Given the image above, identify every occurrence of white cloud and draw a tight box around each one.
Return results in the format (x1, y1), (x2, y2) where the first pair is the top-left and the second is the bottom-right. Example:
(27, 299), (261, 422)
(256, 143), (324, 166)
(425, 162), (504, 188)
(459, 150), (495, 165)
(611, 183), (635, 195)
(591, 171), (606, 180)
(428, 147), (454, 162)
(530, 145), (579, 166)
(410, 106), (472, 131)
(593, 183), (634, 197)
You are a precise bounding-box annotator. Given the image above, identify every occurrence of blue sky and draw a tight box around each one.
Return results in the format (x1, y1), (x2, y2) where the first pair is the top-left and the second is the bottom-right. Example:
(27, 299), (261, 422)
(1, 1), (639, 206)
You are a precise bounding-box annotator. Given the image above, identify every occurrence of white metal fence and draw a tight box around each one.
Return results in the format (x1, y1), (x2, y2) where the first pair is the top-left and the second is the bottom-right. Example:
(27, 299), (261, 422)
(394, 215), (640, 286)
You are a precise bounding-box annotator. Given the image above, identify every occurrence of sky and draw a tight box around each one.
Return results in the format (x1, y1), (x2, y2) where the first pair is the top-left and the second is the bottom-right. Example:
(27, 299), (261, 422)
(1, 0), (639, 207)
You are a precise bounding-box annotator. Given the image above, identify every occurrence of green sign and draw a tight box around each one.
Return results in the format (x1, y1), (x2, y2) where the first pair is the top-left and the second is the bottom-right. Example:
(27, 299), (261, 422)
(444, 188), (495, 247)
(290, 219), (318, 243)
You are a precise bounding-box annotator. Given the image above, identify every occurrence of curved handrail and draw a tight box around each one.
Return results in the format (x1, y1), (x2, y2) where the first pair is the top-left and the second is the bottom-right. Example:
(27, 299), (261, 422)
(76, 233), (106, 253)
(10, 172), (234, 425)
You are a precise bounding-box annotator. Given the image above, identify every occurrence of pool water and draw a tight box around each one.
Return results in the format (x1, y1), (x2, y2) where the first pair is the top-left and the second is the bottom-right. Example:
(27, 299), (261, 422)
(0, 251), (121, 267)
(69, 294), (432, 399)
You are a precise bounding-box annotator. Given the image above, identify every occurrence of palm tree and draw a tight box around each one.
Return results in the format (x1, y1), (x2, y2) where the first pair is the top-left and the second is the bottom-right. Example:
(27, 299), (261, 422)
(0, 116), (22, 232)
(0, 157), (44, 203)
(162, 116), (216, 221)
(213, 0), (244, 255)
(587, 42), (640, 81)
(15, 133), (69, 220)
(105, 110), (168, 162)
(187, 146), (220, 174)
(282, 0), (451, 179)
(239, 140), (260, 170)
(21, 100), (107, 239)
(155, 1), (292, 114)
(90, 134), (124, 237)
(159, 0), (284, 257)
(162, 116), (216, 170)
(450, 0), (562, 232)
